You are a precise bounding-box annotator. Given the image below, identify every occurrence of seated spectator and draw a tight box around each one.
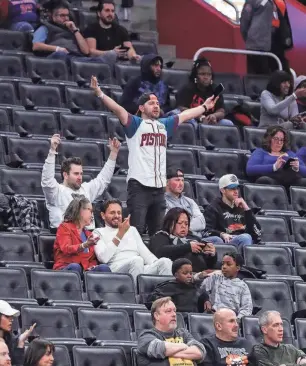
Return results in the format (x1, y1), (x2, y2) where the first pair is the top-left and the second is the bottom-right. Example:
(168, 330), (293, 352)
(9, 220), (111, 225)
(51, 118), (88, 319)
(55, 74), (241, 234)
(53, 196), (111, 274)
(24, 338), (54, 366)
(148, 258), (211, 313)
(259, 70), (306, 129)
(0, 339), (11, 366)
(0, 300), (35, 366)
(246, 125), (306, 188)
(165, 167), (222, 245)
(201, 308), (252, 366)
(120, 54), (171, 115)
(150, 207), (218, 272)
(32, 1), (116, 65)
(93, 199), (172, 282)
(8, 0), (38, 32)
(41, 135), (120, 231)
(195, 252), (253, 320)
(294, 75), (306, 114)
(250, 311), (306, 366)
(84, 0), (139, 61)
(137, 297), (206, 366)
(204, 174), (261, 252)
(176, 58), (234, 128)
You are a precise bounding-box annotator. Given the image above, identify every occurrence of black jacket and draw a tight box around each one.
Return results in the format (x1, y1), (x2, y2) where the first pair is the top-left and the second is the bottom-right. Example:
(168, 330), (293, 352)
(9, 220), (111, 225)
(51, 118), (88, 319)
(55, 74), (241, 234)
(149, 231), (218, 272)
(204, 198), (261, 243)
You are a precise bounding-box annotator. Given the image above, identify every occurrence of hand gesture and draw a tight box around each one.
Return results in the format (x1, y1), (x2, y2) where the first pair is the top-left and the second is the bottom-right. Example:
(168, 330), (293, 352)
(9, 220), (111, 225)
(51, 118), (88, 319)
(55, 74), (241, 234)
(50, 134), (61, 152)
(18, 323), (36, 347)
(206, 113), (218, 125)
(84, 235), (99, 248)
(290, 158), (299, 172)
(113, 46), (127, 58)
(190, 241), (203, 253)
(234, 198), (249, 211)
(221, 233), (233, 243)
(108, 137), (121, 155)
(90, 76), (102, 97)
(118, 215), (130, 238)
(64, 21), (77, 32)
(274, 155), (286, 170)
(204, 300), (212, 312)
(203, 96), (218, 111)
(202, 242), (216, 256)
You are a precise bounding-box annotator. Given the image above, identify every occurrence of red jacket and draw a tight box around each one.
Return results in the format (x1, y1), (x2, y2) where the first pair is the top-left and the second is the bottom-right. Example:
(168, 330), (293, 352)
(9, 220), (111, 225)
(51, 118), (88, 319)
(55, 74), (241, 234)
(53, 222), (98, 271)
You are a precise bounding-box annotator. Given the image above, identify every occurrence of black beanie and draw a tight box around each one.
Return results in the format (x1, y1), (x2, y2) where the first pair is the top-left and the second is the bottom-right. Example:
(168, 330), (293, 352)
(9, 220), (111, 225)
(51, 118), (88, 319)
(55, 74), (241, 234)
(172, 258), (192, 276)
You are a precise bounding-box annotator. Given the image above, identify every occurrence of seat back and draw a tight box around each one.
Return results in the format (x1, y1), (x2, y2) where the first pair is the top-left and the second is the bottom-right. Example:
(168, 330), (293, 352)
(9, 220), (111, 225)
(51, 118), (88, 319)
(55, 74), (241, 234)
(243, 128), (266, 152)
(37, 235), (55, 265)
(60, 114), (107, 140)
(166, 149), (197, 175)
(214, 73), (243, 95)
(0, 233), (35, 262)
(71, 60), (112, 85)
(188, 313), (214, 341)
(65, 87), (105, 111)
(13, 110), (58, 137)
(290, 187), (306, 213)
(59, 141), (103, 168)
(0, 108), (10, 132)
(0, 30), (29, 51)
(289, 130), (306, 152)
(19, 84), (62, 108)
(199, 151), (241, 178)
(107, 176), (128, 202)
(7, 137), (50, 165)
(0, 82), (17, 105)
(244, 246), (293, 275)
(21, 306), (76, 338)
(294, 282), (306, 311)
(291, 218), (306, 245)
(54, 345), (71, 366)
(199, 125), (241, 149)
(295, 318), (306, 350)
(195, 181), (219, 208)
(137, 275), (174, 304)
(106, 116), (126, 141)
(115, 65), (140, 87)
(84, 272), (136, 303)
(162, 69), (189, 93)
(256, 216), (290, 242)
(0, 55), (24, 77)
(78, 308), (132, 341)
(244, 279), (294, 320)
(26, 57), (69, 81)
(73, 346), (126, 366)
(0, 267), (29, 298)
(0, 168), (43, 195)
(294, 248), (306, 278)
(31, 269), (83, 301)
(171, 124), (196, 146)
(243, 75), (269, 100)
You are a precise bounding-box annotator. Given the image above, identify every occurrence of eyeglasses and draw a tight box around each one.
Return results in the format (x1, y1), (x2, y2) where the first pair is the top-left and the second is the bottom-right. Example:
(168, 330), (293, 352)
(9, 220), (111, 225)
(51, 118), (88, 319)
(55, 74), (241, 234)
(272, 137), (284, 143)
(55, 13), (69, 18)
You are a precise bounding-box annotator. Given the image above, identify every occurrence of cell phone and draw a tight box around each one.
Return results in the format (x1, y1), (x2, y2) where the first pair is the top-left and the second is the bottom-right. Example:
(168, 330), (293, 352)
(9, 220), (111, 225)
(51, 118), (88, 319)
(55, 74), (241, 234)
(213, 83), (225, 98)
(283, 157), (297, 170)
(120, 46), (130, 51)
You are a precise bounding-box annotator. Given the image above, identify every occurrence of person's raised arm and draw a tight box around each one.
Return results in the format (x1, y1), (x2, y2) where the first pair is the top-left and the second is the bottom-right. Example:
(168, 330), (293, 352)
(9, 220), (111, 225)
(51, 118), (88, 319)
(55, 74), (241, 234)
(177, 96), (217, 125)
(90, 76), (129, 125)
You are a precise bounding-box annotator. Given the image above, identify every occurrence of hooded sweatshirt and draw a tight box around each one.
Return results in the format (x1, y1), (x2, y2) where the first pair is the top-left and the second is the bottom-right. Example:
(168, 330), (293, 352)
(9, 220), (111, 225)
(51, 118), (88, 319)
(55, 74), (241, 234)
(294, 75), (306, 114)
(120, 54), (170, 114)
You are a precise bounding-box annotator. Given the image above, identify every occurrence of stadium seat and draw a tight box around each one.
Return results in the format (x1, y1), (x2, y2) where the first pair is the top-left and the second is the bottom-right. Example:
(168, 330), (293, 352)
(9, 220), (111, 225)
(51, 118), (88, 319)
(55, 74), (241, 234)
(290, 187), (306, 216)
(214, 72), (243, 96)
(107, 175), (128, 202)
(183, 179), (194, 199)
(6, 137), (50, 167)
(12, 110), (58, 137)
(244, 279), (294, 320)
(0, 30), (30, 51)
(133, 310), (185, 338)
(0, 108), (10, 132)
(294, 248), (306, 279)
(78, 11), (98, 31)
(291, 218), (306, 245)
(104, 144), (128, 171)
(162, 69), (189, 94)
(170, 123), (197, 146)
(0, 233), (35, 262)
(98, 341), (136, 366)
(198, 125), (241, 150)
(289, 130), (306, 152)
(37, 235), (55, 268)
(195, 180), (219, 208)
(214, 245), (238, 261)
(71, 61), (112, 85)
(137, 274), (173, 305)
(256, 216), (290, 242)
(243, 246), (294, 275)
(115, 64), (140, 87)
(109, 89), (123, 104)
(19, 84), (63, 108)
(59, 141), (103, 168)
(73, 346), (126, 366)
(21, 306), (77, 338)
(243, 75), (269, 100)
(106, 116), (125, 141)
(241, 316), (293, 345)
(25, 57), (69, 82)
(0, 55), (24, 77)
(0, 168), (43, 195)
(243, 128), (266, 152)
(187, 313), (214, 341)
(0, 82), (18, 105)
(78, 308), (132, 341)
(132, 41), (157, 55)
(60, 114), (107, 141)
(53, 345), (71, 366)
(167, 149), (197, 175)
(294, 282), (306, 312)
(295, 318), (306, 350)
(198, 151), (242, 179)
(65, 87), (105, 112)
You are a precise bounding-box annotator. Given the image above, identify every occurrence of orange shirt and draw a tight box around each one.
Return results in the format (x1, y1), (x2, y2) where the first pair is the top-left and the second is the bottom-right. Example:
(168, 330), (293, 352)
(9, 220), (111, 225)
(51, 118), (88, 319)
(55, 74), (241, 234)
(272, 0), (286, 28)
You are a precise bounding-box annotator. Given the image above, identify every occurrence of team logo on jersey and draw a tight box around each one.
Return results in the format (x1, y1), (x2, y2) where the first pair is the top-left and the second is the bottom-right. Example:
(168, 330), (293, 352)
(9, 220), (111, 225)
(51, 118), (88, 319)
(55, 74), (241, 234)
(140, 133), (166, 147)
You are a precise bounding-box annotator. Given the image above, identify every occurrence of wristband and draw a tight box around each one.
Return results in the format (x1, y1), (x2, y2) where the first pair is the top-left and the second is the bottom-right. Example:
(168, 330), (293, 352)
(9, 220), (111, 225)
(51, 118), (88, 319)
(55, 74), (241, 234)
(98, 92), (105, 100)
(202, 104), (208, 114)
(73, 28), (80, 34)
(115, 236), (121, 242)
(55, 46), (60, 52)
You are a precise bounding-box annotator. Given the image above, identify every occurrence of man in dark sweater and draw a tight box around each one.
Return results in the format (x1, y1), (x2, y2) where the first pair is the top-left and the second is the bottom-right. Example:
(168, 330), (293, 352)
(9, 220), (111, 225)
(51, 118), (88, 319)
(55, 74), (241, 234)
(204, 174), (261, 252)
(201, 308), (252, 366)
(250, 311), (306, 366)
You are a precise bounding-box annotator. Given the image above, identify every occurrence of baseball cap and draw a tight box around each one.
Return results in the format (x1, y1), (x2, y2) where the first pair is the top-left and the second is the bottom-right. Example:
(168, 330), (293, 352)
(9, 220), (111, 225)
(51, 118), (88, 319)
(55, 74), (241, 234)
(136, 93), (158, 116)
(167, 167), (184, 180)
(0, 300), (20, 317)
(218, 174), (240, 189)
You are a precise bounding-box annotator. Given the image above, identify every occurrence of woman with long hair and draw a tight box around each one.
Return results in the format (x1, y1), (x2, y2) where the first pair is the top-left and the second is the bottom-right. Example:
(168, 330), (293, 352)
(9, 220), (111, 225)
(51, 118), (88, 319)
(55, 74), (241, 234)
(24, 338), (54, 366)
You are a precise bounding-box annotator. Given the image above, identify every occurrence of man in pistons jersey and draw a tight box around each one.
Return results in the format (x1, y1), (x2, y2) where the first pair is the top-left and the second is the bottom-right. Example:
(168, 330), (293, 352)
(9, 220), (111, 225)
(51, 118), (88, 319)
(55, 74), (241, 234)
(91, 75), (217, 235)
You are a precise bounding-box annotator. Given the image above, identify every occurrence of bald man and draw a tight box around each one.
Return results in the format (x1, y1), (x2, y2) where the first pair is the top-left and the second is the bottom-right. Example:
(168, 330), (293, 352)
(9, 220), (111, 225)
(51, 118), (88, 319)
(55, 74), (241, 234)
(200, 309), (252, 366)
(0, 340), (11, 366)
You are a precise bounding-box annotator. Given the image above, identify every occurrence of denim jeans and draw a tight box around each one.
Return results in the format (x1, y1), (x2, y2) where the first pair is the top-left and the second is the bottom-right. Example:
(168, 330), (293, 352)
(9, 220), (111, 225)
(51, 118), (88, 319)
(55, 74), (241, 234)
(61, 263), (111, 274)
(229, 233), (253, 253)
(10, 21), (36, 32)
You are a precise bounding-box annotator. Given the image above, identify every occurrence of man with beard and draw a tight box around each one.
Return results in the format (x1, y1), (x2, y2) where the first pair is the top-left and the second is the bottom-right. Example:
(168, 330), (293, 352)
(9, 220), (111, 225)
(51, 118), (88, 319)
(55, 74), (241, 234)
(90, 76), (217, 236)
(93, 199), (172, 282)
(137, 297), (206, 366)
(41, 134), (120, 232)
(120, 54), (171, 115)
(84, 0), (139, 61)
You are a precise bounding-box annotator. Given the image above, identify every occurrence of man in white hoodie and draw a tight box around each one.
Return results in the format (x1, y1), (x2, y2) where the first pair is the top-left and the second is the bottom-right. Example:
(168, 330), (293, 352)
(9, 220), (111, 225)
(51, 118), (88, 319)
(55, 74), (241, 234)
(93, 199), (172, 282)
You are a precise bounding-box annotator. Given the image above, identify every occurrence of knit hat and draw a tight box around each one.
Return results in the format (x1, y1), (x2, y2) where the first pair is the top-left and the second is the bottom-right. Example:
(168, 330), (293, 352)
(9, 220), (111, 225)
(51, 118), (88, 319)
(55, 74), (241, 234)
(172, 258), (192, 275)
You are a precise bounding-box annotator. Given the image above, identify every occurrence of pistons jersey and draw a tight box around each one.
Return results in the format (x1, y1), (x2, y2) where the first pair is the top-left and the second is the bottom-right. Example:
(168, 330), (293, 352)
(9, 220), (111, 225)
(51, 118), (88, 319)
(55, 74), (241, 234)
(123, 114), (179, 188)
